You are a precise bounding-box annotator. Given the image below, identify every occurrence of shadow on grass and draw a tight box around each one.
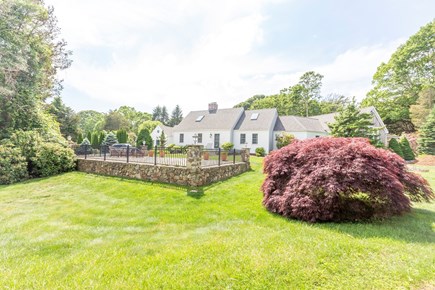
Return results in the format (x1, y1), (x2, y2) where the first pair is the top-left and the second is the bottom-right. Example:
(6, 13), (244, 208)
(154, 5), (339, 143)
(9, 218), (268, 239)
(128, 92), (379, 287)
(313, 208), (435, 244)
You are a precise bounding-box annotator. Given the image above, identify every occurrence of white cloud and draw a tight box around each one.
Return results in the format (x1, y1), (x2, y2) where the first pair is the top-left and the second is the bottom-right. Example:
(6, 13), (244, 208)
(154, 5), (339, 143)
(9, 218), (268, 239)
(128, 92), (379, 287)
(48, 0), (402, 112)
(316, 40), (404, 100)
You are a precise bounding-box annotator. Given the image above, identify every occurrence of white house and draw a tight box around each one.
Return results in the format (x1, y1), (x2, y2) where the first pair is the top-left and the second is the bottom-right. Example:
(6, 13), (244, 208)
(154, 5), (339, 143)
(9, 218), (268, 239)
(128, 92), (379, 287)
(151, 124), (174, 146)
(151, 102), (388, 153)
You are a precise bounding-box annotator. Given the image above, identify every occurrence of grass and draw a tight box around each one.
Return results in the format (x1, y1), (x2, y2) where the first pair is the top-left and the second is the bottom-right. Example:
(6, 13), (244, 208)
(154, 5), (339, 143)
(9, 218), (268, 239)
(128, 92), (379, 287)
(0, 157), (434, 289)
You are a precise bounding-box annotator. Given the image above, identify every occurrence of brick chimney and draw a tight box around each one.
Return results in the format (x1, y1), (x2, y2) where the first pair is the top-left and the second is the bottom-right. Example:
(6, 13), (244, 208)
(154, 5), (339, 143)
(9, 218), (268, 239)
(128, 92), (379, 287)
(208, 102), (218, 114)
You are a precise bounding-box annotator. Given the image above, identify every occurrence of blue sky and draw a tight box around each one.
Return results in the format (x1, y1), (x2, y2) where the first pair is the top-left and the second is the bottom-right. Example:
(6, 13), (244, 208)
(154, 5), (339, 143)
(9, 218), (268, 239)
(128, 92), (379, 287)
(46, 0), (435, 114)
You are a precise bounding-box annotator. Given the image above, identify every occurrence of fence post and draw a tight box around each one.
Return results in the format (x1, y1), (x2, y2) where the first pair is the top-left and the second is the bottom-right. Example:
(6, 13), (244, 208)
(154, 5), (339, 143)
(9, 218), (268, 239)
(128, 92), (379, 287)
(99, 146), (102, 157)
(218, 148), (221, 166)
(233, 148), (236, 164)
(85, 144), (88, 159)
(104, 145), (107, 161)
(126, 145), (130, 163)
(154, 145), (157, 165)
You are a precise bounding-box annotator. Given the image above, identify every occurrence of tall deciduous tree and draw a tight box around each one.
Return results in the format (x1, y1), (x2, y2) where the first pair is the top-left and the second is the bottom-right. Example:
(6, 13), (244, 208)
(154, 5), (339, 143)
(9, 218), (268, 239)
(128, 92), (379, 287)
(116, 106), (151, 133)
(48, 97), (79, 139)
(410, 87), (435, 129)
(77, 110), (105, 134)
(237, 71), (342, 117)
(138, 120), (161, 134)
(298, 71), (324, 117)
(0, 0), (71, 139)
(362, 20), (435, 134)
(234, 95), (266, 109)
(103, 111), (129, 131)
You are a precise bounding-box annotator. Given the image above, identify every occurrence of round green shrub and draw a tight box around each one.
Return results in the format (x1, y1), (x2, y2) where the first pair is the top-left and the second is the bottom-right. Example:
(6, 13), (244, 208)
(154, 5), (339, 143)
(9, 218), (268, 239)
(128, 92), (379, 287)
(221, 142), (234, 151)
(255, 147), (266, 157)
(399, 136), (415, 161)
(388, 138), (404, 158)
(276, 133), (295, 149)
(31, 143), (76, 177)
(0, 145), (28, 184)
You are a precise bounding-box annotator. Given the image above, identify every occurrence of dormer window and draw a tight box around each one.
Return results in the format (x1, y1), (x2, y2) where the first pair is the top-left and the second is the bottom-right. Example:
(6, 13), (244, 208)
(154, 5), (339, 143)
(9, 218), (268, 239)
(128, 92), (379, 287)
(196, 115), (205, 122)
(250, 113), (259, 120)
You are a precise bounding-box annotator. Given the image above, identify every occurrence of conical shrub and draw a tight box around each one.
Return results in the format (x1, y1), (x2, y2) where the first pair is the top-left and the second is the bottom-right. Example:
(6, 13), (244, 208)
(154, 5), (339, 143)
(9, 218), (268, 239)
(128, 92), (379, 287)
(400, 136), (415, 161)
(388, 138), (404, 158)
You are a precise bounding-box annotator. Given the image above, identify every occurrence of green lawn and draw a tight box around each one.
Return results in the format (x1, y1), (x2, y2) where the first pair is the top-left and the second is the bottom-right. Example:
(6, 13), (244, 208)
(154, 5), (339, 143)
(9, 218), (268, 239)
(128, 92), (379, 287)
(0, 157), (434, 289)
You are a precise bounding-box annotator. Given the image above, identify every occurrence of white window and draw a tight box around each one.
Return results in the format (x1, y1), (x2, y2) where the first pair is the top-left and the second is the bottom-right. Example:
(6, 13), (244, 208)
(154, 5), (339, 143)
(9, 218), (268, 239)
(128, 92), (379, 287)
(197, 133), (202, 143)
(180, 133), (184, 143)
(240, 133), (246, 144)
(196, 115), (204, 122)
(250, 113), (259, 120)
(252, 133), (258, 144)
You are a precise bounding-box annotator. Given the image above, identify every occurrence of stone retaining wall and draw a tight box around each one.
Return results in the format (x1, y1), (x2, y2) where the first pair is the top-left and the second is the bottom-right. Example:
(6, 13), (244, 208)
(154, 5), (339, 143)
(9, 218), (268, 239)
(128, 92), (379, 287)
(76, 159), (250, 187)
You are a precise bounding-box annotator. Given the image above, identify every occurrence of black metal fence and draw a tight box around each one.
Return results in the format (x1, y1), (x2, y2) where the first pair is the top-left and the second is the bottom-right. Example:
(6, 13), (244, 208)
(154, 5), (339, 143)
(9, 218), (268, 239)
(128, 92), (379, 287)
(73, 145), (188, 167)
(200, 148), (243, 167)
(72, 144), (245, 168)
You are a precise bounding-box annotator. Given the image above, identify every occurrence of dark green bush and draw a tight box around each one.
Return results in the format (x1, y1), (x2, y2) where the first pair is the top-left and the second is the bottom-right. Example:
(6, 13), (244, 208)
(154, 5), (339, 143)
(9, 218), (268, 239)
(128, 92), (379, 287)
(136, 129), (153, 149)
(399, 136), (415, 161)
(388, 138), (404, 158)
(0, 145), (28, 184)
(255, 147), (266, 157)
(31, 143), (76, 177)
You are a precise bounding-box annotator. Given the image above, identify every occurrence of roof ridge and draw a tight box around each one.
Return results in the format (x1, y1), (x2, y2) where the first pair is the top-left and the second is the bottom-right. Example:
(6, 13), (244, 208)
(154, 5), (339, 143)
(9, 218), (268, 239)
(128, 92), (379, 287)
(292, 116), (306, 130)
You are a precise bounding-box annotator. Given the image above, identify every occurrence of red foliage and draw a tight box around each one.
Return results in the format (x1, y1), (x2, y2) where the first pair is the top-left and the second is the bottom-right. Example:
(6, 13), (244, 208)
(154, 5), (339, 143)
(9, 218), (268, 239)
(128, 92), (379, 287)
(262, 137), (434, 222)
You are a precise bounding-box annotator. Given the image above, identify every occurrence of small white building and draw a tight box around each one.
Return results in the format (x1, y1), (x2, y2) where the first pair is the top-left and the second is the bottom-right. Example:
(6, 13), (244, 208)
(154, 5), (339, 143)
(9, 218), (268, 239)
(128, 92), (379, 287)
(152, 102), (388, 153)
(151, 124), (174, 146)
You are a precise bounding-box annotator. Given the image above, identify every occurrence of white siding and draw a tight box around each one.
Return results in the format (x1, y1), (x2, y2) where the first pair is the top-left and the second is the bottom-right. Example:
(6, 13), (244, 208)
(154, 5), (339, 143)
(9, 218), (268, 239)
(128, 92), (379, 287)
(174, 130), (232, 148)
(151, 125), (174, 146)
(234, 130), (271, 154)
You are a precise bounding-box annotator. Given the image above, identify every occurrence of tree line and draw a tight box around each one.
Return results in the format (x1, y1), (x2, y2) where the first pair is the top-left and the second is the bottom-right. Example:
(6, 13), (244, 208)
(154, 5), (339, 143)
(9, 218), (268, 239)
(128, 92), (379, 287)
(235, 20), (434, 154)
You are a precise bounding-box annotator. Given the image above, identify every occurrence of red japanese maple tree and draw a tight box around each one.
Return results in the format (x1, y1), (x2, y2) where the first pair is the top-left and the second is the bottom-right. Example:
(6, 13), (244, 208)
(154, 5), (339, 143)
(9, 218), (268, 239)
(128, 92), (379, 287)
(262, 137), (433, 222)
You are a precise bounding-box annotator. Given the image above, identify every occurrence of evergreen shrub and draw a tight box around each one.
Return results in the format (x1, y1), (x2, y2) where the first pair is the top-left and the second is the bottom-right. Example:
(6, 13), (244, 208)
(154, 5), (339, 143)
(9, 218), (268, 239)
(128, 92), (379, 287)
(399, 136), (415, 161)
(31, 143), (76, 177)
(388, 138), (404, 158)
(0, 145), (28, 184)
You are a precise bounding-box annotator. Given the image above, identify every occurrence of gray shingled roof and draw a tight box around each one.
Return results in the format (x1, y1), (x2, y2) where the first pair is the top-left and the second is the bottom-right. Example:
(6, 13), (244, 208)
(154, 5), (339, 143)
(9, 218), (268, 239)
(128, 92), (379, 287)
(274, 116), (327, 132)
(234, 108), (277, 131)
(175, 108), (244, 131)
(312, 106), (377, 132)
(160, 124), (174, 136)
